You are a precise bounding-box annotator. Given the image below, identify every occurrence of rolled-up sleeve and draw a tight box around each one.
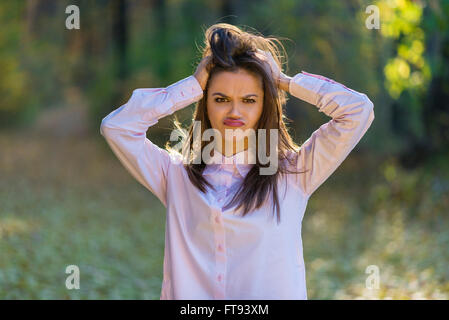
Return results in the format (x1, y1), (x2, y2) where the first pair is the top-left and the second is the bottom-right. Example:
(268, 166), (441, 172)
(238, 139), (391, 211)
(100, 75), (204, 207)
(288, 71), (375, 198)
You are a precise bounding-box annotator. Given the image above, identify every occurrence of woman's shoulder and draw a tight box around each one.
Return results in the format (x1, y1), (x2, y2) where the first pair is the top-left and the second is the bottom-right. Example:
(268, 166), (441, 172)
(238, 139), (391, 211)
(280, 148), (300, 167)
(166, 149), (186, 167)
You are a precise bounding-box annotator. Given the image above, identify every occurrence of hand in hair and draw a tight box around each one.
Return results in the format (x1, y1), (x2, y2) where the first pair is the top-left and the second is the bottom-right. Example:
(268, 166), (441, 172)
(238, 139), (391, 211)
(193, 55), (213, 91)
(255, 49), (291, 92)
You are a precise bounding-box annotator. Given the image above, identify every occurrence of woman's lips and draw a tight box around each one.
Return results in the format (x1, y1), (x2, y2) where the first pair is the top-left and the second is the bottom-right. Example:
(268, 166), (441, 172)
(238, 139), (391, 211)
(223, 119), (245, 127)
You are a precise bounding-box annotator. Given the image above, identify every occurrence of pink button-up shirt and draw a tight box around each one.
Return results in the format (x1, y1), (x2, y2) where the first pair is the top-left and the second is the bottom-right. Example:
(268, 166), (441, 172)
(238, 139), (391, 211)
(100, 70), (374, 300)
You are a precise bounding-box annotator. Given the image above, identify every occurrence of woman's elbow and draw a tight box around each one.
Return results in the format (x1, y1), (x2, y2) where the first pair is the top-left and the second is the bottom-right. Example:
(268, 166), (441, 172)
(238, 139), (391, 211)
(363, 95), (375, 125)
(100, 118), (115, 138)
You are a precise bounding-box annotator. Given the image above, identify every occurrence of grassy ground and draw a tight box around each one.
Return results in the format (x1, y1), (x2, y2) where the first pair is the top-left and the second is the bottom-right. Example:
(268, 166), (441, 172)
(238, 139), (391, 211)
(1, 130), (448, 299)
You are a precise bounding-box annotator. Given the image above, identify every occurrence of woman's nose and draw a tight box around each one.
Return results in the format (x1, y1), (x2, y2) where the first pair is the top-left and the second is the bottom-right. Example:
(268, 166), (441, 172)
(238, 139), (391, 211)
(228, 102), (243, 117)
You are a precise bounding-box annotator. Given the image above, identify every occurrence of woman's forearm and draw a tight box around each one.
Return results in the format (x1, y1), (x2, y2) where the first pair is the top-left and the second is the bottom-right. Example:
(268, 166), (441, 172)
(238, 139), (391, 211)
(287, 70), (374, 197)
(279, 74), (292, 92)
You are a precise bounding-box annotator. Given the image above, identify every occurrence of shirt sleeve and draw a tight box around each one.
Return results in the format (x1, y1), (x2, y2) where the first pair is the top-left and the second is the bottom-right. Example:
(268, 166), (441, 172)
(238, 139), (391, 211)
(288, 71), (375, 198)
(100, 75), (204, 207)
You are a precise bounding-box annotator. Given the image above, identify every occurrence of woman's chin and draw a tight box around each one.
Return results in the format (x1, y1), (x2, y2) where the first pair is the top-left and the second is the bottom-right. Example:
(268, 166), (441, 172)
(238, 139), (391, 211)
(223, 124), (246, 130)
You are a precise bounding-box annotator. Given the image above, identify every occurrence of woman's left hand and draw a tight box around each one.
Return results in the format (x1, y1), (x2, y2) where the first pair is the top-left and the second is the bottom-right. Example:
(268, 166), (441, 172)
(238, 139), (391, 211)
(255, 49), (291, 92)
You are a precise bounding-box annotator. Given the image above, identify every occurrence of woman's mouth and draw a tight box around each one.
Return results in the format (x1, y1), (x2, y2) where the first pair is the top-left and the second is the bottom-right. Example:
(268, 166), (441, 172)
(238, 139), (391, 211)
(223, 119), (245, 127)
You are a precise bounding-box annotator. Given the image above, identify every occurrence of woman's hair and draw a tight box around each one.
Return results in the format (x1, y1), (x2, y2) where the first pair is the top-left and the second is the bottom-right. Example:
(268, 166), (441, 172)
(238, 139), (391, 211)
(166, 23), (306, 224)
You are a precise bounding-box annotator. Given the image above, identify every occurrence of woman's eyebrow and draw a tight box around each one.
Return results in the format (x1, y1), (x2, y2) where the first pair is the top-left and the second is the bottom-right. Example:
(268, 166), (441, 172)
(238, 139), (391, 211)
(212, 92), (258, 98)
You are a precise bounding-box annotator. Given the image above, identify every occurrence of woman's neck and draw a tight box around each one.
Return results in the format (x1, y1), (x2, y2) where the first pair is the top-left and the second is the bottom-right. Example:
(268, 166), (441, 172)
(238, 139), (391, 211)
(215, 139), (248, 157)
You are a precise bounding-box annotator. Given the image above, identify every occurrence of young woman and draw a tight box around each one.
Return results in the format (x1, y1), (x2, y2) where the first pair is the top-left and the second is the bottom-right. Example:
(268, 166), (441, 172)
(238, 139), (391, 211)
(100, 23), (375, 300)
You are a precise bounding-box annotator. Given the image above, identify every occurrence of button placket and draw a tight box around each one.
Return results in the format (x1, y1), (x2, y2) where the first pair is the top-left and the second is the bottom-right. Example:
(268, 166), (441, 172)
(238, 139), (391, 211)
(216, 189), (226, 205)
(211, 206), (227, 299)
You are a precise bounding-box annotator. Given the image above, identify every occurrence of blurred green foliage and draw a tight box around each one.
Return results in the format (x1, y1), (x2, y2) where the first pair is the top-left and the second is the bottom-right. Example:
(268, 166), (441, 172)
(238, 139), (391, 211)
(378, 0), (430, 98)
(0, 2), (35, 127)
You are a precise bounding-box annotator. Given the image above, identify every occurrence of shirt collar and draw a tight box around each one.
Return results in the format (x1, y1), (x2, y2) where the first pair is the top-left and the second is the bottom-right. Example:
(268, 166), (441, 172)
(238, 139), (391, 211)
(202, 148), (256, 178)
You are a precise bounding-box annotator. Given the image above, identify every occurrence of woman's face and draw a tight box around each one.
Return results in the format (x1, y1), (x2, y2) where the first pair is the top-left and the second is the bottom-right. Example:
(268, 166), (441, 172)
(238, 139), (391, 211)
(206, 68), (264, 151)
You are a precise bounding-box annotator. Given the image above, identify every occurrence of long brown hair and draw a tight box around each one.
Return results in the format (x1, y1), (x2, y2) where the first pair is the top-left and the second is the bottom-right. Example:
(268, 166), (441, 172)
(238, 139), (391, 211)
(166, 23), (306, 224)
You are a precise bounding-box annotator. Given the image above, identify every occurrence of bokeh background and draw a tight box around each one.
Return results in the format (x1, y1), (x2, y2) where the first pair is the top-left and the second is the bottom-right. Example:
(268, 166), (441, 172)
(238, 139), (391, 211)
(1, 0), (448, 299)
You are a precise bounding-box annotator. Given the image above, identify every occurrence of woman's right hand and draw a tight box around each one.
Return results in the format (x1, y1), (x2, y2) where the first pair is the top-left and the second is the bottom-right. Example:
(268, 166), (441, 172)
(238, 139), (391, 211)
(193, 55), (213, 91)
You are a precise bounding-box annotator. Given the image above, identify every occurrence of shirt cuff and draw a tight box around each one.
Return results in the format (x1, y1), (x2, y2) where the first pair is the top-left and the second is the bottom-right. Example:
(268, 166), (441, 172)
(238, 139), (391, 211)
(165, 75), (204, 114)
(288, 71), (323, 105)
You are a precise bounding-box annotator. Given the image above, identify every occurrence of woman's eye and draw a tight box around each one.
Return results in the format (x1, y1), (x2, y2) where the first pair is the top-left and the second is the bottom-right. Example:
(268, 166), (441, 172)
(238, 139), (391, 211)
(214, 98), (256, 103)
